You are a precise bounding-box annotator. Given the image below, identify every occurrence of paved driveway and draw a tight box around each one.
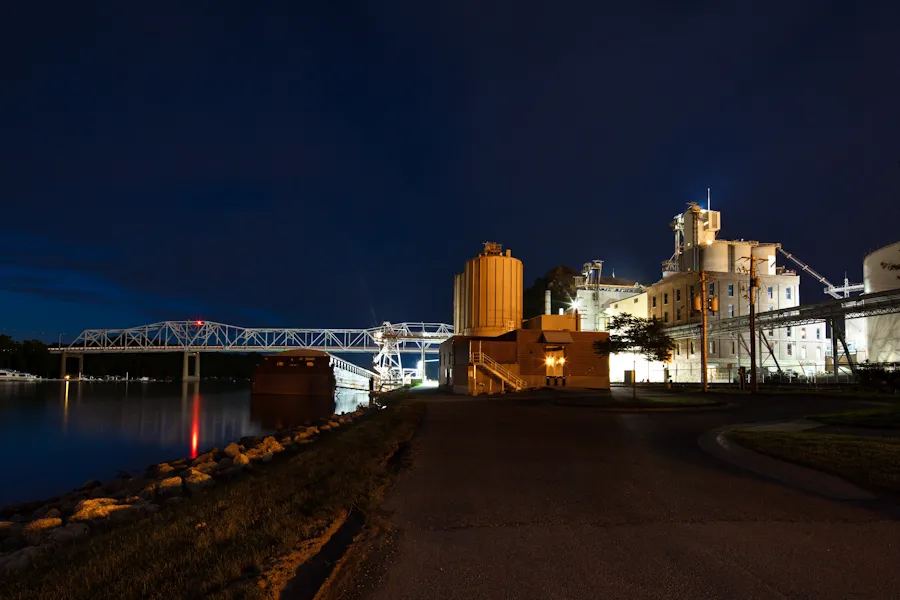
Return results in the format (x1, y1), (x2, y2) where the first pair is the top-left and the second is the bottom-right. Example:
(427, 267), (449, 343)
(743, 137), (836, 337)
(337, 390), (900, 600)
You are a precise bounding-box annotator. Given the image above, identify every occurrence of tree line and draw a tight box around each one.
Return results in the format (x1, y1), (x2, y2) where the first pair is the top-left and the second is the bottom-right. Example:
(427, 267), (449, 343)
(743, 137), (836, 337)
(0, 334), (264, 379)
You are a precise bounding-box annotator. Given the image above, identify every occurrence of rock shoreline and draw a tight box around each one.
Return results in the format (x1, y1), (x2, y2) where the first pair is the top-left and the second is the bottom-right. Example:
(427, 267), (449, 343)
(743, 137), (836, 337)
(0, 408), (366, 573)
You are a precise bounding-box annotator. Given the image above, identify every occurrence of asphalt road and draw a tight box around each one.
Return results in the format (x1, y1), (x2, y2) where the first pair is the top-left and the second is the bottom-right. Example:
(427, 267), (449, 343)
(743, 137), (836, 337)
(338, 390), (900, 600)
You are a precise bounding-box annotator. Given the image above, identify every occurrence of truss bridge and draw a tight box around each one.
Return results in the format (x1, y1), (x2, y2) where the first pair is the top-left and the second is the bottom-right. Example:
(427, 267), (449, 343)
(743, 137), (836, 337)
(52, 321), (454, 388)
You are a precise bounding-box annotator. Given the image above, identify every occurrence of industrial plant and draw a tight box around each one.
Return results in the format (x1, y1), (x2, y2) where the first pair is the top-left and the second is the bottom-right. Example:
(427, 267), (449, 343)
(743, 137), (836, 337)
(438, 203), (900, 394)
(440, 242), (610, 394)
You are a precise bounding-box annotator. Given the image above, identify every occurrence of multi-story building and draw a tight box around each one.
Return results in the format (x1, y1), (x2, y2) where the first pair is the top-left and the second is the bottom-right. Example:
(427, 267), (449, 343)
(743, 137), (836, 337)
(650, 204), (831, 382)
(572, 260), (645, 332)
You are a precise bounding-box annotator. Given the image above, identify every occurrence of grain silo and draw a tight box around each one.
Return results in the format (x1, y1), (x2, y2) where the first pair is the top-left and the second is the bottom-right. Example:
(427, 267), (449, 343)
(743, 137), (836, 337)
(731, 241), (753, 273)
(455, 242), (523, 337)
(864, 241), (900, 363)
(752, 244), (778, 276)
(701, 241), (729, 272)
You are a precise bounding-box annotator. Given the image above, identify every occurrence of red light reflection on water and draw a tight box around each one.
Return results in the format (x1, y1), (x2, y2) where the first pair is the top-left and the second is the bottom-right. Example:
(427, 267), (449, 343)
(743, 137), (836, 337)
(190, 391), (201, 459)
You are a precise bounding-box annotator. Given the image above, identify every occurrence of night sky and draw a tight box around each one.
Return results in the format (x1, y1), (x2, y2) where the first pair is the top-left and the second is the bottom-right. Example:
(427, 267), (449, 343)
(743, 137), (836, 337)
(2, 1), (899, 341)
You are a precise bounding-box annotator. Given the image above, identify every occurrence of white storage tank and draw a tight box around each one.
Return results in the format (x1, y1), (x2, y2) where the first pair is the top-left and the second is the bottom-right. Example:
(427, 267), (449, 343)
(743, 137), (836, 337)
(701, 241), (729, 272)
(864, 241), (900, 363)
(752, 244), (777, 276)
(455, 242), (523, 337)
(731, 242), (752, 273)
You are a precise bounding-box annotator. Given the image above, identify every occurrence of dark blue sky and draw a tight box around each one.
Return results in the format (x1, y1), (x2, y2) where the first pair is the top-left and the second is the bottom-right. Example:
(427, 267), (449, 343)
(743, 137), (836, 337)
(2, 1), (899, 340)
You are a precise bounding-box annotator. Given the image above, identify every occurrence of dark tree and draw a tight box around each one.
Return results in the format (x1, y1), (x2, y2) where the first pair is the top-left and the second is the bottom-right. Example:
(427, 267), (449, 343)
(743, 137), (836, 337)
(593, 314), (676, 362)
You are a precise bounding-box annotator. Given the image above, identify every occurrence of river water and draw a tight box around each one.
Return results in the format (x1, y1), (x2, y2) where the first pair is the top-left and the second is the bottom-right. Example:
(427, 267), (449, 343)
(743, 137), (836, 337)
(0, 381), (369, 508)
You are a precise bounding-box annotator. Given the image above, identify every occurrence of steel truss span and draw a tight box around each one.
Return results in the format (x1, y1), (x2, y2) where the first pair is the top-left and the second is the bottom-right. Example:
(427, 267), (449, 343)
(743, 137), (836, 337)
(54, 321), (454, 388)
(664, 288), (900, 340)
(56, 321), (452, 353)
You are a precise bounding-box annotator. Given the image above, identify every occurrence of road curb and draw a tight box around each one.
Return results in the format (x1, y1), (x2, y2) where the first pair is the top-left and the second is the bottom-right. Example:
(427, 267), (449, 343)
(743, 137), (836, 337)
(552, 400), (732, 412)
(698, 423), (878, 501)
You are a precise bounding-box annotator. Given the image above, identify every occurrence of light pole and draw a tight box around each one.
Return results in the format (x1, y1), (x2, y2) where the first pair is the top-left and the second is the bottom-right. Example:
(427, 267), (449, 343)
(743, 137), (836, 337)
(748, 258), (758, 393)
(695, 271), (718, 392)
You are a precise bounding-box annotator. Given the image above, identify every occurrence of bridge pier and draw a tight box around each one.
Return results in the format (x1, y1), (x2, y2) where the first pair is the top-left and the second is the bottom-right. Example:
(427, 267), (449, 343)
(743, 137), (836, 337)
(182, 352), (200, 382)
(60, 352), (84, 380)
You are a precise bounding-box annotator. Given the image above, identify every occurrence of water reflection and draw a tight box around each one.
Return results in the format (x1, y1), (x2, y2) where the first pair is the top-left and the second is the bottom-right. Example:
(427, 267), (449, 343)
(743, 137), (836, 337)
(250, 387), (369, 430)
(0, 381), (363, 507)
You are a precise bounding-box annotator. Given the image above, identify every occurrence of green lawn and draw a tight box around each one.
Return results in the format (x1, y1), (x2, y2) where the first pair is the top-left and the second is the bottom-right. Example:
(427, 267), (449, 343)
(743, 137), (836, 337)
(626, 396), (720, 406)
(555, 394), (721, 408)
(809, 407), (900, 429)
(0, 399), (425, 600)
(728, 430), (900, 493)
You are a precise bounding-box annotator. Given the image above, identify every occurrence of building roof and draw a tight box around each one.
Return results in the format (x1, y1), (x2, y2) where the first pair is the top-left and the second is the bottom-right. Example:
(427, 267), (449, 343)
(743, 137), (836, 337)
(585, 275), (643, 287)
(540, 331), (574, 344)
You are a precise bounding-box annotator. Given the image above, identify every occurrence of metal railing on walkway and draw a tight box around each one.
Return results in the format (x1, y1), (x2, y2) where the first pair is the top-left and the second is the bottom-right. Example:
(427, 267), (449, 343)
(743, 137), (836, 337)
(471, 351), (527, 391)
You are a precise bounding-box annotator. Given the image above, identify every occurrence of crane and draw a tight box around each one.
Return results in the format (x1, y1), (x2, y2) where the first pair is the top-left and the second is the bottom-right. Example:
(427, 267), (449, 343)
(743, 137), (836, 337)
(777, 247), (864, 299)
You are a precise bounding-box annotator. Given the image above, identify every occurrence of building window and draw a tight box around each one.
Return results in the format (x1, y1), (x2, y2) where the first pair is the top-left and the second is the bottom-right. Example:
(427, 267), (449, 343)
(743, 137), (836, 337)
(708, 282), (715, 297)
(634, 297), (639, 303)
(768, 329), (774, 337)
(709, 340), (716, 354)
(676, 289), (681, 302)
(786, 343), (793, 356)
(728, 304), (734, 317)
(786, 287), (792, 300)
(801, 327), (807, 339)
(728, 284), (734, 297)
(816, 328), (821, 340)
(664, 292), (669, 305)
(801, 345), (807, 359)
(768, 305), (774, 312)
(664, 311), (669, 323)
(816, 346), (822, 359)
(690, 284), (695, 298)
(676, 307), (682, 321)
(731, 341), (736, 354)
(652, 296), (657, 308)
(767, 286), (774, 299)
(676, 343), (681, 356)
(786, 327), (792, 338)
(690, 341), (695, 355)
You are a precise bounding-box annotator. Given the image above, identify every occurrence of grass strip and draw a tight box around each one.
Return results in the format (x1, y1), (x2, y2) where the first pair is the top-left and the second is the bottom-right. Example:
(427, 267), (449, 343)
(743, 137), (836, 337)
(808, 407), (900, 429)
(619, 396), (720, 407)
(728, 429), (900, 493)
(0, 399), (425, 600)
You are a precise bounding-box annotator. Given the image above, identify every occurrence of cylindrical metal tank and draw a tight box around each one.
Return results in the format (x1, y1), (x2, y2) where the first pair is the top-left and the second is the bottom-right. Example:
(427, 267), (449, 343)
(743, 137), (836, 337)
(732, 242), (752, 273)
(701, 241), (729, 272)
(752, 244), (777, 276)
(864, 241), (900, 363)
(460, 244), (523, 337)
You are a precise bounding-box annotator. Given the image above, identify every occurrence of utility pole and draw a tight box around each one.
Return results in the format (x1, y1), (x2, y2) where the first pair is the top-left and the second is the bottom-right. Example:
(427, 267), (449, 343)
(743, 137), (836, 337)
(700, 271), (709, 393)
(749, 257), (759, 393)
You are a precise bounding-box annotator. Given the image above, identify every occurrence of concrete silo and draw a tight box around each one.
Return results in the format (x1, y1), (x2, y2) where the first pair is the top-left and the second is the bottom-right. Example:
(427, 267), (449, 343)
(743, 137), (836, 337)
(454, 242), (523, 337)
(701, 241), (729, 273)
(864, 241), (900, 363)
(752, 244), (778, 276)
(731, 241), (753, 274)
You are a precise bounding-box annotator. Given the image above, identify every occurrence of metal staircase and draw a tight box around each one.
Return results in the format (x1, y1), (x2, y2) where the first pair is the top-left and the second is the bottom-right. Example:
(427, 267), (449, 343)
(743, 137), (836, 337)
(471, 351), (528, 391)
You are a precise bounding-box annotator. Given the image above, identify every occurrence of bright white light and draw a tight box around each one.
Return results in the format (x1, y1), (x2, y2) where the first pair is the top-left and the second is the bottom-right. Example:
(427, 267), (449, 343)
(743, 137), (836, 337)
(545, 356), (555, 366)
(706, 240), (713, 245)
(558, 357), (566, 365)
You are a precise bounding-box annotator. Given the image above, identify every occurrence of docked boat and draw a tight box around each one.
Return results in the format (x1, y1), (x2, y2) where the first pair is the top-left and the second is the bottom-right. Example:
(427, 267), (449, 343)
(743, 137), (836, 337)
(0, 369), (39, 382)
